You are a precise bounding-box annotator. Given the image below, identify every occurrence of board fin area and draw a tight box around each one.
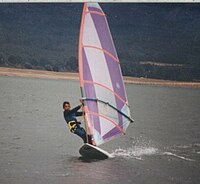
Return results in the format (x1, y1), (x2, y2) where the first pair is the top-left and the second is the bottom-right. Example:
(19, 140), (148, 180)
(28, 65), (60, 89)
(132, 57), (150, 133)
(79, 143), (113, 160)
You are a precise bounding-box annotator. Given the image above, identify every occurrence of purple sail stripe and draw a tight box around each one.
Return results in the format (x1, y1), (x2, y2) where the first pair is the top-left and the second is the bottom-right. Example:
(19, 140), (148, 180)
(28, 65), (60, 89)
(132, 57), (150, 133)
(88, 6), (103, 14)
(102, 112), (127, 140)
(104, 55), (126, 129)
(82, 49), (101, 134)
(90, 12), (127, 129)
(102, 115), (130, 140)
(84, 83), (101, 134)
(89, 6), (126, 136)
(90, 13), (117, 59)
(103, 127), (121, 140)
(104, 55), (127, 102)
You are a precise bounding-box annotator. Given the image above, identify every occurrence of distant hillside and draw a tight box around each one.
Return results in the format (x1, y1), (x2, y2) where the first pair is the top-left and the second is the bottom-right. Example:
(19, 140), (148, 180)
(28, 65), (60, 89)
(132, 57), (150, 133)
(0, 3), (200, 81)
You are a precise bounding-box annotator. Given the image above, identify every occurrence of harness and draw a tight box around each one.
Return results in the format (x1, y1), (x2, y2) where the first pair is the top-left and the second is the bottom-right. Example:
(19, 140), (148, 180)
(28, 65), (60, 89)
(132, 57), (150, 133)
(67, 120), (78, 133)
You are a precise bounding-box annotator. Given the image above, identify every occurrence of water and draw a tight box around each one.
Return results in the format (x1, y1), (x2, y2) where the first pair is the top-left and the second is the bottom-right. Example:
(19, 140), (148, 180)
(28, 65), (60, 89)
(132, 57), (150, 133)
(0, 76), (200, 184)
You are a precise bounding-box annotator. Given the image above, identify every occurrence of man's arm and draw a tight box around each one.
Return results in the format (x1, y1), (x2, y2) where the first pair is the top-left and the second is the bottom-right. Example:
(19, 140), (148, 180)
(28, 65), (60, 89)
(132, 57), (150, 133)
(66, 104), (82, 116)
(75, 112), (83, 117)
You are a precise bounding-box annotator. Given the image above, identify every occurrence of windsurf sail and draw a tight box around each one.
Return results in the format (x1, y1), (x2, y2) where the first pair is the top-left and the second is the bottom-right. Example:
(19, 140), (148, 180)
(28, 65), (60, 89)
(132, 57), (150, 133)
(78, 2), (134, 146)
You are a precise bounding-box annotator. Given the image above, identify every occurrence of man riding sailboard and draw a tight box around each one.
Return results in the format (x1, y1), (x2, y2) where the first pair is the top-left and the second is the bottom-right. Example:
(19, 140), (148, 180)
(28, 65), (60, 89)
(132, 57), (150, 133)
(63, 100), (92, 144)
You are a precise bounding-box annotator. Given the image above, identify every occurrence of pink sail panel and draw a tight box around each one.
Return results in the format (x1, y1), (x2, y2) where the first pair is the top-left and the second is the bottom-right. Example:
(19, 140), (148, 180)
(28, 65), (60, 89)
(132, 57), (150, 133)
(79, 3), (133, 146)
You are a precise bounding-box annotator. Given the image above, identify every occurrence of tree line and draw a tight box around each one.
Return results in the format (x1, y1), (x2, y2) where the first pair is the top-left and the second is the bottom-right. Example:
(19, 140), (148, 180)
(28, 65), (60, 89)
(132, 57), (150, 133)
(0, 54), (199, 82)
(0, 54), (78, 72)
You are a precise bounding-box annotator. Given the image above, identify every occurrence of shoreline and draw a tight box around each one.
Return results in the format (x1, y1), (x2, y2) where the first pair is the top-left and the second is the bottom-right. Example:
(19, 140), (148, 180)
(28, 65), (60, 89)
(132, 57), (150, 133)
(0, 67), (199, 89)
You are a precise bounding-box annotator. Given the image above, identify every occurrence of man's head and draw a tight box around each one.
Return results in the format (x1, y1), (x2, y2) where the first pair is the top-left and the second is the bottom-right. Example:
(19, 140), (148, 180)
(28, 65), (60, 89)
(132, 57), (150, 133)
(63, 101), (70, 111)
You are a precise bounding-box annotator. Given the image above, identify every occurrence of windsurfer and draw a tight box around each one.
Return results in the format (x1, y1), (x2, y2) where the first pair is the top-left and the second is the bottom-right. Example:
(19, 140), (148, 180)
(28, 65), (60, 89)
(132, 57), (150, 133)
(63, 100), (92, 144)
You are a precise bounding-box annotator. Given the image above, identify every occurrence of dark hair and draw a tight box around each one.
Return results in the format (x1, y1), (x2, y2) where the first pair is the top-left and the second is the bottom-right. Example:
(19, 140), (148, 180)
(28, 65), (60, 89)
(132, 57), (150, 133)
(63, 101), (70, 109)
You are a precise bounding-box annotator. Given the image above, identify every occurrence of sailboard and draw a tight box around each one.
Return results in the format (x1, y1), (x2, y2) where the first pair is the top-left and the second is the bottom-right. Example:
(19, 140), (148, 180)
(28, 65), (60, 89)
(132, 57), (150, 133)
(79, 143), (113, 159)
(78, 2), (134, 159)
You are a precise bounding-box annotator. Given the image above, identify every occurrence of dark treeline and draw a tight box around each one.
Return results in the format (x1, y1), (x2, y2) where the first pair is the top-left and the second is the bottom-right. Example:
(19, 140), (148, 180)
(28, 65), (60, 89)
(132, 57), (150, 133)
(1, 53), (199, 82)
(0, 54), (78, 72)
(1, 4), (200, 81)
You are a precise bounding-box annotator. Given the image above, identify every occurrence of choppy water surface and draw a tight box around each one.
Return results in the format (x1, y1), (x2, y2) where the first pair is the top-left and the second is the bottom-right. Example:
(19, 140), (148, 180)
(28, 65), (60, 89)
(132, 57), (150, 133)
(0, 76), (200, 184)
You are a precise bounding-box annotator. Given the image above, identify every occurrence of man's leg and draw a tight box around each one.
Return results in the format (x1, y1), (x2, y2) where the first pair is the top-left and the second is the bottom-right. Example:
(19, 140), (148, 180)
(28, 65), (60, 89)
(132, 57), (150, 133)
(87, 134), (93, 144)
(74, 127), (87, 143)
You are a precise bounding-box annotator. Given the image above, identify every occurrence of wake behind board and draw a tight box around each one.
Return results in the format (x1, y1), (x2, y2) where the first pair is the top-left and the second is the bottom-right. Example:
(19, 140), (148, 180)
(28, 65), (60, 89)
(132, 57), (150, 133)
(79, 143), (112, 160)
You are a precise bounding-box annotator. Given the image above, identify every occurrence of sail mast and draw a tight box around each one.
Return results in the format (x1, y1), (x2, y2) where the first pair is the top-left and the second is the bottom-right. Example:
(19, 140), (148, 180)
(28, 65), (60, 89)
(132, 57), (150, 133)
(78, 3), (94, 144)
